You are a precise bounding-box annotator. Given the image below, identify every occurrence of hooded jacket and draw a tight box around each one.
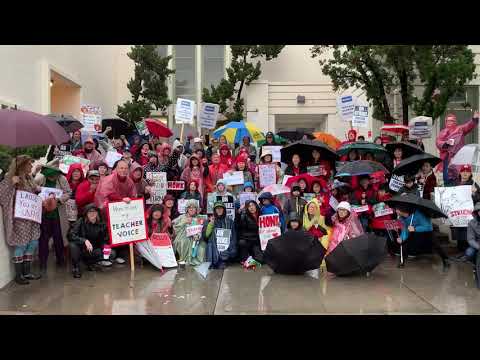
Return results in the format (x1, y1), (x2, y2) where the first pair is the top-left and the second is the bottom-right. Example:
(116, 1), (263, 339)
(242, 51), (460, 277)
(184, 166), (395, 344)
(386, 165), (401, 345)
(236, 200), (261, 246)
(180, 155), (207, 196)
(94, 169), (137, 209)
(75, 178), (98, 215)
(129, 161), (149, 198)
(219, 144), (234, 168)
(66, 163), (85, 197)
(68, 204), (108, 249)
(467, 204), (480, 250)
(259, 192), (286, 232)
(398, 209), (433, 242)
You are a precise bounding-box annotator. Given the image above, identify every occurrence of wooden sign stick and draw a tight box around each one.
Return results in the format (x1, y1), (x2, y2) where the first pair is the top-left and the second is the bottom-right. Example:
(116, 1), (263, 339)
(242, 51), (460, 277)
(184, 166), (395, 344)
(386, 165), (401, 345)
(129, 243), (135, 273)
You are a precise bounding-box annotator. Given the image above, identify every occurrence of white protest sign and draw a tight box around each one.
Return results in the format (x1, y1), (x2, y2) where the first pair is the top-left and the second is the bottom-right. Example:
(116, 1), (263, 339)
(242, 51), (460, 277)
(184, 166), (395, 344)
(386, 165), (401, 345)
(206, 193), (216, 214)
(107, 199), (147, 246)
(409, 116), (432, 140)
(307, 165), (326, 177)
(352, 104), (369, 128)
(215, 228), (231, 252)
(222, 171), (244, 186)
(178, 199), (199, 214)
(59, 155), (90, 176)
(38, 187), (63, 201)
(373, 202), (393, 218)
(336, 94), (357, 121)
(352, 205), (369, 213)
(65, 199), (78, 222)
(259, 164), (276, 188)
(389, 175), (405, 192)
(14, 190), (42, 224)
(329, 196), (339, 211)
(259, 214), (281, 251)
(146, 172), (167, 205)
(80, 104), (102, 133)
(218, 195), (235, 221)
(239, 192), (257, 207)
(104, 151), (123, 169)
(175, 98), (195, 124)
(135, 120), (149, 136)
(198, 102), (219, 130)
(186, 225), (203, 237)
(262, 146), (282, 163)
(150, 233), (177, 268)
(434, 185), (474, 227)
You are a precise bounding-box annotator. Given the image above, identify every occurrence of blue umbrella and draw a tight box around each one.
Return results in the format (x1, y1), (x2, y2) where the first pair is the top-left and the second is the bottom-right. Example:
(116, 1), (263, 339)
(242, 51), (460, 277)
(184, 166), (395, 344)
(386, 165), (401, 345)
(212, 120), (264, 144)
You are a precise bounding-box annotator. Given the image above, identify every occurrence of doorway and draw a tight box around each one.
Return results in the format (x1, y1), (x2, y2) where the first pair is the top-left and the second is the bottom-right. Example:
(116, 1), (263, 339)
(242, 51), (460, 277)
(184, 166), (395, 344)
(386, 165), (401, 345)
(274, 114), (327, 133)
(50, 70), (81, 118)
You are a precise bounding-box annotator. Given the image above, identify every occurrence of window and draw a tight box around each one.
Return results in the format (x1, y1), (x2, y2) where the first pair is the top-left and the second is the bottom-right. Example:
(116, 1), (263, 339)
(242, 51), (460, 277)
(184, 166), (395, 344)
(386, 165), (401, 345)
(174, 45), (196, 101)
(202, 45), (225, 90)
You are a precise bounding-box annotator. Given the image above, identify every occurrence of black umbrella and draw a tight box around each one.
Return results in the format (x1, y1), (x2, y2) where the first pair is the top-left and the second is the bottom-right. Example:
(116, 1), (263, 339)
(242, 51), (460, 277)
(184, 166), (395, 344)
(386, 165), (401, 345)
(386, 141), (424, 159)
(280, 139), (338, 164)
(264, 230), (326, 275)
(385, 193), (447, 218)
(48, 114), (83, 133)
(325, 233), (387, 276)
(335, 160), (389, 178)
(277, 129), (315, 142)
(102, 118), (136, 138)
(392, 153), (441, 176)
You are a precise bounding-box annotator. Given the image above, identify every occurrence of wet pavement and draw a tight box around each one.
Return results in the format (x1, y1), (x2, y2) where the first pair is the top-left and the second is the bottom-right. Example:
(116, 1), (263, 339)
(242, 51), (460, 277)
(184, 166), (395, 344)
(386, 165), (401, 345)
(0, 255), (479, 315)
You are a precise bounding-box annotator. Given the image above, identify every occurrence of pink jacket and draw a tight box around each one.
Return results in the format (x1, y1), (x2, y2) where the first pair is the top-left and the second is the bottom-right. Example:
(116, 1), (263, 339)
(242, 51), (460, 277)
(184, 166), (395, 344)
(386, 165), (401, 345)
(327, 211), (364, 254)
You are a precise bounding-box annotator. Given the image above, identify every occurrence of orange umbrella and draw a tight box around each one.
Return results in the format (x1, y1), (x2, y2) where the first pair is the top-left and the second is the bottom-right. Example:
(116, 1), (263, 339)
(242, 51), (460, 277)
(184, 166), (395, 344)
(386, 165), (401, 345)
(313, 132), (341, 150)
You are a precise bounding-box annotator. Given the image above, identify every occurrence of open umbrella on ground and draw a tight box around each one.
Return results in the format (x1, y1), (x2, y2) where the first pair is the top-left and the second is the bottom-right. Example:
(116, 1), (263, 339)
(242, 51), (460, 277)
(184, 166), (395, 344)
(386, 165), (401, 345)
(48, 114), (83, 133)
(145, 118), (173, 138)
(325, 233), (386, 276)
(277, 129), (315, 142)
(102, 118), (136, 138)
(212, 120), (264, 144)
(392, 153), (441, 176)
(258, 184), (291, 196)
(281, 139), (338, 164)
(335, 160), (389, 178)
(386, 141), (424, 159)
(264, 230), (326, 274)
(450, 144), (480, 174)
(337, 141), (389, 157)
(385, 193), (447, 219)
(284, 173), (325, 189)
(313, 132), (342, 150)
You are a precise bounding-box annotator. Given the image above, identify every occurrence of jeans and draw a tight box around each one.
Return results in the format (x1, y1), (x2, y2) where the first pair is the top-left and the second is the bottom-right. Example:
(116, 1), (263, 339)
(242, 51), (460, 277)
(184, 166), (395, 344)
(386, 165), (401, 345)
(465, 246), (478, 262)
(14, 240), (39, 258)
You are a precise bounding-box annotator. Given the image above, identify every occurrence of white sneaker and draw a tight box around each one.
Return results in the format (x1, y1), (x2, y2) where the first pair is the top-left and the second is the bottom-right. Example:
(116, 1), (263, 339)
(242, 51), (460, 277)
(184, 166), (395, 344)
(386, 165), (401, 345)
(98, 260), (113, 267)
(178, 261), (186, 266)
(115, 257), (126, 264)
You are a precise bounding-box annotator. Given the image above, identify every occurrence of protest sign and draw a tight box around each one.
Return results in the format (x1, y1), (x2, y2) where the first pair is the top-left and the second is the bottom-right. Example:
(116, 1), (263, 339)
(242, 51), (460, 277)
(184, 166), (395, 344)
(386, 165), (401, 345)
(336, 94), (357, 121)
(178, 199), (199, 214)
(261, 146), (282, 163)
(197, 215), (208, 225)
(54, 143), (72, 160)
(259, 164), (276, 188)
(146, 172), (167, 205)
(239, 192), (257, 207)
(206, 194), (215, 214)
(167, 181), (185, 191)
(175, 98), (195, 124)
(302, 193), (316, 203)
(329, 196), (339, 211)
(80, 104), (102, 133)
(409, 116), (432, 139)
(434, 185), (473, 227)
(389, 175), (405, 192)
(104, 151), (123, 169)
(65, 199), (78, 222)
(38, 187), (63, 201)
(352, 205), (369, 213)
(335, 161), (346, 172)
(14, 190), (42, 224)
(307, 165), (326, 177)
(373, 202), (393, 218)
(218, 195), (235, 220)
(384, 219), (403, 231)
(150, 233), (177, 268)
(59, 155), (90, 176)
(107, 199), (147, 247)
(222, 171), (244, 186)
(198, 102), (219, 130)
(258, 214), (281, 251)
(186, 225), (203, 237)
(135, 120), (149, 136)
(216, 228), (232, 252)
(352, 104), (369, 128)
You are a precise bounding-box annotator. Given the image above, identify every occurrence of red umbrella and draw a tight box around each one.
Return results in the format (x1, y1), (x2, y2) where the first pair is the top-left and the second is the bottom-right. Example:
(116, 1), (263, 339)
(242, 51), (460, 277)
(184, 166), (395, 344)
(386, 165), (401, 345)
(380, 124), (409, 135)
(285, 174), (327, 189)
(145, 118), (173, 138)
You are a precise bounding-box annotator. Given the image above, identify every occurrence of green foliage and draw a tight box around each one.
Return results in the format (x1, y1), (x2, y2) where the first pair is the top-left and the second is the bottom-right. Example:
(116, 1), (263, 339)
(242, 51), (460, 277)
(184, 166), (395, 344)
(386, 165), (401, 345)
(202, 45), (285, 123)
(0, 145), (48, 173)
(117, 45), (175, 125)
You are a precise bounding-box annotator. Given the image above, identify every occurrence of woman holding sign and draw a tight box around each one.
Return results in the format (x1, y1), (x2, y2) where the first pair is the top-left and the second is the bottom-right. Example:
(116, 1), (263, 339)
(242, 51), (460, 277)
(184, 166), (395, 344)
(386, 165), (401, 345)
(236, 200), (263, 264)
(202, 201), (237, 269)
(0, 155), (42, 284)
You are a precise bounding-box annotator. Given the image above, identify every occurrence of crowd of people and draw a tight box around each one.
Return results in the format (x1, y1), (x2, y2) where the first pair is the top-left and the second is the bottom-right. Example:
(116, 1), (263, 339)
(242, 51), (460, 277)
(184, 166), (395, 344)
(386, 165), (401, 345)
(1, 112), (480, 285)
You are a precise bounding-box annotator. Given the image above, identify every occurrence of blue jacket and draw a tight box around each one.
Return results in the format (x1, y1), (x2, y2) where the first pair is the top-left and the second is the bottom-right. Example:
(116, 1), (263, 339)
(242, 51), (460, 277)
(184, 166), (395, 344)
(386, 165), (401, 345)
(202, 214), (237, 268)
(260, 204), (286, 232)
(399, 210), (433, 242)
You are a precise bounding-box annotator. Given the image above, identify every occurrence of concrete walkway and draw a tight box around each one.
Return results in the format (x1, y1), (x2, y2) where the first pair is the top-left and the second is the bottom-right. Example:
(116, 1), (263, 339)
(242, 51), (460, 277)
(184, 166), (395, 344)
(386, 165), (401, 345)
(0, 255), (479, 315)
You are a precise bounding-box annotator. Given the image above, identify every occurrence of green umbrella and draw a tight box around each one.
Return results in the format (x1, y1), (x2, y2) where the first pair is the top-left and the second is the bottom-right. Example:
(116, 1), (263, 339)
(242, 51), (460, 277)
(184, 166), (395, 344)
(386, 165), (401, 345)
(337, 141), (389, 157)
(257, 134), (288, 147)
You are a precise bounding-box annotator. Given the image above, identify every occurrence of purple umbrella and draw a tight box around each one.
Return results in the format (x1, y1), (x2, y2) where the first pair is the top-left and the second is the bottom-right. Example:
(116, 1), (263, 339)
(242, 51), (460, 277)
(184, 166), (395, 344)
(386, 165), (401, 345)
(0, 109), (70, 148)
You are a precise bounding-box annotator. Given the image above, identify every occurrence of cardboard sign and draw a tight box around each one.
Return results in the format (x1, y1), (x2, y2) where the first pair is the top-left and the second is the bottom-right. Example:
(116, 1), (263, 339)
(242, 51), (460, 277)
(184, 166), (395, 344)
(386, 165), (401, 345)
(38, 187), (63, 201)
(150, 233), (177, 268)
(107, 199), (147, 247)
(14, 190), (42, 224)
(104, 151), (123, 169)
(389, 175), (405, 192)
(239, 192), (257, 207)
(218, 195), (235, 221)
(409, 116), (432, 139)
(65, 199), (78, 222)
(178, 199), (199, 214)
(435, 185), (474, 227)
(135, 120), (149, 136)
(59, 155), (90, 176)
(186, 224), (203, 237)
(167, 181), (185, 191)
(261, 146), (282, 163)
(336, 94), (357, 121)
(259, 164), (276, 188)
(352, 205), (369, 213)
(329, 196), (339, 211)
(373, 202), (393, 218)
(259, 214), (281, 251)
(146, 172), (167, 205)
(175, 98), (195, 124)
(352, 104), (369, 128)
(222, 171), (244, 186)
(216, 228), (231, 252)
(198, 102), (219, 130)
(80, 104), (102, 133)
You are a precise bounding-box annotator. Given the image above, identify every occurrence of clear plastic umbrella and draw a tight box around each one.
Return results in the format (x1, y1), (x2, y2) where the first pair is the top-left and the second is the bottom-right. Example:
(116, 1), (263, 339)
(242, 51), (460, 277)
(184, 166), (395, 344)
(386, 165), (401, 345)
(451, 144), (480, 173)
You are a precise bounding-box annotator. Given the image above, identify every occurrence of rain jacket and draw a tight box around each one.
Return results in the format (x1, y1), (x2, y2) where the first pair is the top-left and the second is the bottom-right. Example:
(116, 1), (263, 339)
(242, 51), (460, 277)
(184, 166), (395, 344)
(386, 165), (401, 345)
(94, 170), (137, 209)
(75, 148), (104, 170)
(328, 210), (364, 254)
(68, 204), (108, 249)
(75, 179), (97, 215)
(129, 162), (149, 199)
(467, 207), (480, 250)
(398, 210), (432, 243)
(66, 163), (85, 198)
(219, 144), (234, 168)
(302, 198), (330, 249)
(205, 159), (229, 193)
(180, 155), (207, 197)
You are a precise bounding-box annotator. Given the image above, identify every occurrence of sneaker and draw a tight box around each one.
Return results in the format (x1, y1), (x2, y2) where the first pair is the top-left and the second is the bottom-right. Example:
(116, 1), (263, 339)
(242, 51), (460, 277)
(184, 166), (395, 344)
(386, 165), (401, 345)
(97, 260), (113, 267)
(407, 255), (417, 259)
(115, 257), (126, 265)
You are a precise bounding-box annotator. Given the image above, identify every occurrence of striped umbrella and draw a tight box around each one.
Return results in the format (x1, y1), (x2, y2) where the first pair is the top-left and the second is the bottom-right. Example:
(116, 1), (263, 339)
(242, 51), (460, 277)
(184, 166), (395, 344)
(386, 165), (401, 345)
(213, 120), (264, 144)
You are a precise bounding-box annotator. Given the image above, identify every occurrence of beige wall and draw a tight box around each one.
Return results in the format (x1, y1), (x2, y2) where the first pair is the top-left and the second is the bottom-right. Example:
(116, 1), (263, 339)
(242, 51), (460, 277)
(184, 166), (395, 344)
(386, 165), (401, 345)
(50, 83), (81, 118)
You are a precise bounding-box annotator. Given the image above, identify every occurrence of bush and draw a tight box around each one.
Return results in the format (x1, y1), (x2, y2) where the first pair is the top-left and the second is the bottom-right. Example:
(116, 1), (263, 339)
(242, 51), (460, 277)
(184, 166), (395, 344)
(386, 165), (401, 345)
(0, 145), (48, 173)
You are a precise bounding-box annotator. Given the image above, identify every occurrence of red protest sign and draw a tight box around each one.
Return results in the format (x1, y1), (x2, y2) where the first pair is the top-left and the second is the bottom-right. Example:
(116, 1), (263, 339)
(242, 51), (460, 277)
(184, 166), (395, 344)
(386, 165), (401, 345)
(150, 233), (172, 247)
(167, 181), (185, 191)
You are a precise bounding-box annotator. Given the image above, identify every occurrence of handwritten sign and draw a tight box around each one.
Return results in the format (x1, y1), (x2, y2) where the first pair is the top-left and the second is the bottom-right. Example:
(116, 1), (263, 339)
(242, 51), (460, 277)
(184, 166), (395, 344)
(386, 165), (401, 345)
(59, 155), (90, 176)
(186, 225), (203, 237)
(14, 190), (42, 224)
(435, 185), (473, 227)
(259, 214), (281, 251)
(80, 104), (102, 133)
(215, 228), (231, 252)
(107, 199), (147, 247)
(259, 164), (276, 188)
(178, 199), (199, 214)
(239, 192), (257, 207)
(150, 233), (177, 268)
(222, 171), (244, 186)
(373, 202), (393, 218)
(104, 151), (123, 169)
(389, 175), (405, 192)
(146, 172), (167, 205)
(38, 187), (63, 201)
(167, 181), (185, 191)
(261, 146), (282, 163)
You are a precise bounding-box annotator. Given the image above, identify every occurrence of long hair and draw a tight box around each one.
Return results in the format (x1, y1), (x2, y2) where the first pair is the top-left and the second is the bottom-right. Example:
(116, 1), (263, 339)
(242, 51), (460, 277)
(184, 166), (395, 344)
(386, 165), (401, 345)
(6, 155), (35, 188)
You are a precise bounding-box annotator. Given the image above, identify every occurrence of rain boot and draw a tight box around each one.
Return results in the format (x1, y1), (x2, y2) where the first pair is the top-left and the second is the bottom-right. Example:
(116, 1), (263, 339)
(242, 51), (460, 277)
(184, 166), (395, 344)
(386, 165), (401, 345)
(23, 260), (41, 280)
(14, 261), (29, 285)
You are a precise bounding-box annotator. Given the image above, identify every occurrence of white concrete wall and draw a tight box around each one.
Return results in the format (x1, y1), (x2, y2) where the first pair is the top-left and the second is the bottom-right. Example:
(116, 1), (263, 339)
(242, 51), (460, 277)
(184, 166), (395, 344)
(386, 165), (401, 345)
(0, 208), (13, 288)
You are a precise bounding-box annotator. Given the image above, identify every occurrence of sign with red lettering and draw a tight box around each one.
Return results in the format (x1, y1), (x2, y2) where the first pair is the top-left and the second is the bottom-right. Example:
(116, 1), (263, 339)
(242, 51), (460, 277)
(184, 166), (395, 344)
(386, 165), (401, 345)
(434, 185), (473, 227)
(107, 198), (148, 247)
(167, 181), (185, 191)
(258, 214), (281, 251)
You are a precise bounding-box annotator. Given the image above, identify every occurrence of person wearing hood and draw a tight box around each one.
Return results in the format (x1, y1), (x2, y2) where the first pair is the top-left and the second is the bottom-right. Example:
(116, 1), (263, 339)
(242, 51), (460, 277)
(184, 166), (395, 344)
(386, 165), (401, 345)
(34, 161), (72, 273)
(230, 153), (254, 196)
(129, 135), (143, 157)
(135, 142), (152, 166)
(68, 204), (113, 278)
(327, 201), (364, 255)
(74, 136), (104, 170)
(284, 154), (307, 177)
(129, 162), (151, 200)
(236, 200), (263, 264)
(172, 199), (206, 266)
(173, 139), (188, 170)
(302, 198), (329, 249)
(205, 153), (229, 193)
(284, 184), (307, 223)
(66, 163), (85, 199)
(457, 203), (480, 263)
(179, 180), (203, 206)
(163, 193), (179, 226)
(258, 192), (286, 232)
(0, 155), (42, 284)
(202, 201), (237, 269)
(75, 170), (101, 216)
(219, 144), (234, 168)
(180, 154), (208, 198)
(398, 173), (420, 197)
(211, 178), (234, 200)
(143, 151), (161, 179)
(234, 136), (257, 158)
(146, 204), (172, 236)
(156, 142), (182, 180)
(287, 212), (303, 231)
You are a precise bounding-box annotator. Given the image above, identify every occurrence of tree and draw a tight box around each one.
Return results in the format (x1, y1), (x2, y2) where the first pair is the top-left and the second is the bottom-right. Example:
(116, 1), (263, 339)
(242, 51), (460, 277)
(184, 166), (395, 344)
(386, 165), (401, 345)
(202, 45), (285, 124)
(117, 45), (175, 125)
(310, 45), (477, 124)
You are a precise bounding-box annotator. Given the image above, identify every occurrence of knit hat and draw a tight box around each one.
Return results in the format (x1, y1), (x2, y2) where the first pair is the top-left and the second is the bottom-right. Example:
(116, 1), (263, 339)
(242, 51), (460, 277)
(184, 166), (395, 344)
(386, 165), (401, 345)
(460, 164), (472, 173)
(337, 201), (351, 212)
(216, 178), (226, 187)
(244, 181), (254, 191)
(258, 192), (273, 202)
